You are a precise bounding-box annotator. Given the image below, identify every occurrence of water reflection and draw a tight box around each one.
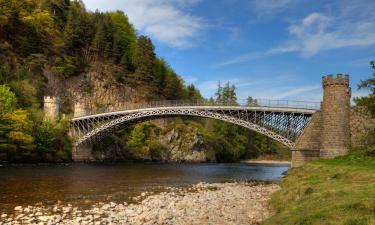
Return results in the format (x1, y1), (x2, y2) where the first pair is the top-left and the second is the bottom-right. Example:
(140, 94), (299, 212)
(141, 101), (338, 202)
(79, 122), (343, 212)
(0, 163), (289, 212)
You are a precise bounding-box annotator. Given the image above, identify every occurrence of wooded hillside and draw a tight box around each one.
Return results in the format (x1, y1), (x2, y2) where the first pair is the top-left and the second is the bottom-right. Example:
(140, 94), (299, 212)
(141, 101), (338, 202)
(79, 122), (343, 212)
(0, 0), (288, 162)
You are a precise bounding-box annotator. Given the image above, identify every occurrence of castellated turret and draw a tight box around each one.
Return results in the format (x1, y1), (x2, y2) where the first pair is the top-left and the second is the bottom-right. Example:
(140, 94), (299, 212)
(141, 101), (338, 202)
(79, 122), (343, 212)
(320, 74), (351, 158)
(43, 96), (60, 123)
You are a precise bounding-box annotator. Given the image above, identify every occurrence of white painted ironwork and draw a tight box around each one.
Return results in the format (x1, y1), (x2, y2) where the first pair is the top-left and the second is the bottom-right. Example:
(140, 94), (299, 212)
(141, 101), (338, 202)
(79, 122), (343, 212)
(75, 99), (320, 118)
(71, 102), (318, 149)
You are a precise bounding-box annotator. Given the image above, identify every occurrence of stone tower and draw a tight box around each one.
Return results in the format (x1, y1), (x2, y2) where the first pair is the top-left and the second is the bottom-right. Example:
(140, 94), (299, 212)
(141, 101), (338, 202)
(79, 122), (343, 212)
(43, 96), (60, 123)
(320, 74), (351, 158)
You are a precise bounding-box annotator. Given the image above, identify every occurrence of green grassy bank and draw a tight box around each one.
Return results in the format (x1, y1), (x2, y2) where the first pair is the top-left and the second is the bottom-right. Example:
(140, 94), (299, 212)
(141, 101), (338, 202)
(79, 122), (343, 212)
(263, 147), (375, 225)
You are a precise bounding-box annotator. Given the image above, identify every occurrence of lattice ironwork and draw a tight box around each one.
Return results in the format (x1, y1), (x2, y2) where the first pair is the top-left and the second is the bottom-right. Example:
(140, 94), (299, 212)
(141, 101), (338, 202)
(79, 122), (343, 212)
(71, 105), (316, 149)
(76, 99), (320, 118)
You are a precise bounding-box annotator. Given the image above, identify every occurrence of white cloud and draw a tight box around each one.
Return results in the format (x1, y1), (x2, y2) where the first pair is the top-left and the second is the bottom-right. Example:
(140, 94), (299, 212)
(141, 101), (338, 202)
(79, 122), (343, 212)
(270, 12), (375, 57)
(183, 75), (198, 84)
(216, 8), (375, 67)
(237, 82), (322, 101)
(196, 74), (323, 102)
(213, 52), (266, 67)
(83, 0), (204, 48)
(271, 85), (321, 99)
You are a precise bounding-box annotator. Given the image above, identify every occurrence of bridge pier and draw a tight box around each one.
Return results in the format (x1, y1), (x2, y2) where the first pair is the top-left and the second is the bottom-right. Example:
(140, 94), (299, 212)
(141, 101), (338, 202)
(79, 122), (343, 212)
(72, 144), (94, 162)
(292, 74), (351, 166)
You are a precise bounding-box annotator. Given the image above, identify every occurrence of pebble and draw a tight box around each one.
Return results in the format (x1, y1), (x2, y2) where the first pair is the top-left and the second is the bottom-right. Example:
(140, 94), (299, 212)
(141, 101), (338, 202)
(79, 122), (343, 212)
(0, 182), (279, 225)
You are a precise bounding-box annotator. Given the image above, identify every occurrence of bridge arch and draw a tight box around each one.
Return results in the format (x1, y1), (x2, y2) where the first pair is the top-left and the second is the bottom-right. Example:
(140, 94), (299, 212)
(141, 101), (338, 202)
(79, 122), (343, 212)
(72, 107), (314, 149)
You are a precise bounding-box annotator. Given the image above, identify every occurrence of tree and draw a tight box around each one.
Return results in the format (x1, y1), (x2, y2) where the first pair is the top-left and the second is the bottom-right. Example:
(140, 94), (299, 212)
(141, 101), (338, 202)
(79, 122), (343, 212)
(247, 96), (258, 106)
(63, 1), (93, 59)
(212, 121), (248, 162)
(0, 85), (17, 116)
(36, 119), (55, 154)
(215, 81), (237, 105)
(3, 109), (35, 152)
(52, 55), (77, 77)
(356, 60), (375, 116)
(164, 71), (185, 100)
(0, 85), (18, 154)
(186, 84), (203, 100)
(133, 36), (156, 86)
(154, 58), (168, 97)
(215, 82), (223, 103)
(109, 11), (136, 64)
(22, 8), (63, 48)
(42, 0), (70, 29)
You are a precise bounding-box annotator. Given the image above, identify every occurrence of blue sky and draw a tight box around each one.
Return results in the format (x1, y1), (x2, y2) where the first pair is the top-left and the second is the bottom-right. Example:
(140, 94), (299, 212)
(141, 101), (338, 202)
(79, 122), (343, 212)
(83, 0), (375, 102)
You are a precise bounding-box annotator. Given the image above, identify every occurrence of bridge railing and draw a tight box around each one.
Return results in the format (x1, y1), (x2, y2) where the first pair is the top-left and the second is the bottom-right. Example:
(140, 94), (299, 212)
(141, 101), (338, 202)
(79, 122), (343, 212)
(76, 99), (320, 118)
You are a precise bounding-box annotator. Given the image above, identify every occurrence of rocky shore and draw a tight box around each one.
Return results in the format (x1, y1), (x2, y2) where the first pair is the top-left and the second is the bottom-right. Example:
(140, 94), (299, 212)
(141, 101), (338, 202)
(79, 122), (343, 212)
(0, 182), (279, 225)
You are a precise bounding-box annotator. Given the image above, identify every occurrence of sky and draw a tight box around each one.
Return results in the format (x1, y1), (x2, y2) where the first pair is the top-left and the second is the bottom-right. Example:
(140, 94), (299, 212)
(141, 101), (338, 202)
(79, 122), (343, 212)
(83, 0), (375, 102)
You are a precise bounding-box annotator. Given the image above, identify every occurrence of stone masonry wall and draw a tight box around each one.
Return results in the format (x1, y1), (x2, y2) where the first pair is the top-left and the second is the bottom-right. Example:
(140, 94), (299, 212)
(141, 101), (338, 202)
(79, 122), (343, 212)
(72, 144), (94, 162)
(351, 107), (375, 147)
(292, 112), (322, 167)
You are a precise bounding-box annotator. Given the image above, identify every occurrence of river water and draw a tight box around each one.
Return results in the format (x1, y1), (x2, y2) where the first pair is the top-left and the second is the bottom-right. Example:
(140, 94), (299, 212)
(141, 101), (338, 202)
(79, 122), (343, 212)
(0, 163), (289, 213)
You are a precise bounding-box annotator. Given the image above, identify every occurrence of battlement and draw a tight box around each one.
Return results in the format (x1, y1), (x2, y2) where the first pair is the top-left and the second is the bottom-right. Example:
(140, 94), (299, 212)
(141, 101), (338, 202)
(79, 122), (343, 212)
(322, 74), (349, 88)
(43, 96), (60, 103)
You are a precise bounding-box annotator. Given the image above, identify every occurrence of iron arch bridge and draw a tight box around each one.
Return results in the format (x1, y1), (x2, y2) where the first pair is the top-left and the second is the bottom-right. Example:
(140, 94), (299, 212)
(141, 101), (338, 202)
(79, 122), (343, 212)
(71, 99), (320, 149)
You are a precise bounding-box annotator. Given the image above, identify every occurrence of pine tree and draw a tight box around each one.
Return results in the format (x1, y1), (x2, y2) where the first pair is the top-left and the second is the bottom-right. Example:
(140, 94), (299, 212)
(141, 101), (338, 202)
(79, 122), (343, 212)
(133, 36), (156, 86)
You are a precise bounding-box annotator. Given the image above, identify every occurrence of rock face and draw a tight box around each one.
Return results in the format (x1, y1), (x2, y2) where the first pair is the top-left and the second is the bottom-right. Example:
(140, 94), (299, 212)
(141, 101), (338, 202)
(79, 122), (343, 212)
(1, 182), (279, 225)
(160, 126), (216, 163)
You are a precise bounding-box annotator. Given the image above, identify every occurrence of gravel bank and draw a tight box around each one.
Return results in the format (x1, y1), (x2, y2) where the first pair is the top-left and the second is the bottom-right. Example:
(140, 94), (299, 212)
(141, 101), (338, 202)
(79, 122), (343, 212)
(0, 182), (279, 225)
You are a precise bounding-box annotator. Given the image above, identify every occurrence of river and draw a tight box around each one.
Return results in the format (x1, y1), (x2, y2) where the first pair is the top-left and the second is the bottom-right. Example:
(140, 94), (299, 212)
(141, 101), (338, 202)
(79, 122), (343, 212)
(0, 163), (289, 213)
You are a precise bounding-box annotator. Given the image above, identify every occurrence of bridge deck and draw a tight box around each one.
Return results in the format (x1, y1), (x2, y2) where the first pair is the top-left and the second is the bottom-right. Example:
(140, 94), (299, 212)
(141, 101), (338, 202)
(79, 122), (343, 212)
(73, 106), (317, 121)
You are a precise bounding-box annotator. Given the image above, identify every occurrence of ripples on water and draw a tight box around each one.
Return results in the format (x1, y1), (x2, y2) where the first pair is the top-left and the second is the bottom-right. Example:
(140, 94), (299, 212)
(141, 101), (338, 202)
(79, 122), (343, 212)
(0, 163), (289, 213)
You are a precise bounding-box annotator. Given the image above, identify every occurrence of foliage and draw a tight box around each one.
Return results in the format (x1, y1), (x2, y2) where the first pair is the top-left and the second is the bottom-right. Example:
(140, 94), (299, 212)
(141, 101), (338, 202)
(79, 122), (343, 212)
(356, 60), (375, 116)
(125, 122), (161, 160)
(36, 119), (55, 154)
(215, 82), (237, 105)
(263, 148), (375, 225)
(52, 55), (77, 77)
(0, 86), (35, 156)
(0, 85), (17, 115)
(212, 121), (248, 162)
(2, 109), (35, 152)
(247, 96), (258, 106)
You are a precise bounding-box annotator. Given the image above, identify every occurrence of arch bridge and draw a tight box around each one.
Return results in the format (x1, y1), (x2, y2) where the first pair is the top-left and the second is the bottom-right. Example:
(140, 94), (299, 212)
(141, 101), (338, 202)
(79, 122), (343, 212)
(71, 100), (318, 160)
(66, 75), (353, 167)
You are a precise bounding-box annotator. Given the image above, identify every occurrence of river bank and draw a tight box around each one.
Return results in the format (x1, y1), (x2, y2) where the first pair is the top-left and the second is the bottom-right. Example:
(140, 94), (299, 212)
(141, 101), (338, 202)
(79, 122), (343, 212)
(263, 148), (375, 225)
(241, 160), (291, 165)
(0, 182), (279, 225)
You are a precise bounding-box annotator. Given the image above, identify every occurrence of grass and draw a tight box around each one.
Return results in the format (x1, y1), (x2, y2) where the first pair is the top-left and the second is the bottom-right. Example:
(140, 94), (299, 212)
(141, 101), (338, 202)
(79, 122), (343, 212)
(262, 147), (375, 225)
